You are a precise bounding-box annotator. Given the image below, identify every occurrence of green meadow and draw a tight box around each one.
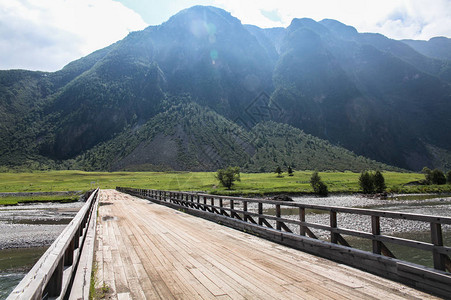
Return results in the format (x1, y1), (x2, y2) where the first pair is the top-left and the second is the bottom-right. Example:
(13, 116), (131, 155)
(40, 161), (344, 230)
(0, 170), (449, 198)
(0, 194), (81, 205)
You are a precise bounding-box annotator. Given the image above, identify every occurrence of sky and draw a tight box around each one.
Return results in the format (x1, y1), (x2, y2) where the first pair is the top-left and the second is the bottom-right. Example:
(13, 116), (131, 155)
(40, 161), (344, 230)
(1, 0), (450, 72)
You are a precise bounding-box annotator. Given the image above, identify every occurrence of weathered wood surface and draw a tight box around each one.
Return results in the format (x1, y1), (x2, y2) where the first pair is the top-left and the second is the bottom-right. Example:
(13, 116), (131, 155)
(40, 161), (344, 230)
(95, 190), (436, 299)
(69, 190), (100, 300)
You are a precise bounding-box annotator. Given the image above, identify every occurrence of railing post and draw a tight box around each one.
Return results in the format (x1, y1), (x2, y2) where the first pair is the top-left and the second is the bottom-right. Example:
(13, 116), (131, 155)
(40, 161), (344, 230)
(219, 198), (224, 215)
(276, 204), (281, 230)
(243, 201), (248, 222)
(299, 207), (305, 236)
(64, 238), (75, 266)
(45, 257), (64, 297)
(211, 197), (215, 212)
(203, 196), (207, 211)
(372, 216), (382, 255)
(258, 203), (263, 226)
(431, 222), (446, 271)
(74, 230), (80, 249)
(230, 199), (234, 219)
(330, 210), (338, 244)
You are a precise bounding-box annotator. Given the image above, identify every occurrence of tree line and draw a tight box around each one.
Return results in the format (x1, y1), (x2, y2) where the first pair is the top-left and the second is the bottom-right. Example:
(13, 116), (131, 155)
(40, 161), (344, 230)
(422, 167), (451, 185)
(214, 166), (451, 196)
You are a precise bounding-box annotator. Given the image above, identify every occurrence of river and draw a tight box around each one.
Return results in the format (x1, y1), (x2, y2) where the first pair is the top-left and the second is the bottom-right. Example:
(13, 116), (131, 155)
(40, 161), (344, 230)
(0, 202), (83, 298)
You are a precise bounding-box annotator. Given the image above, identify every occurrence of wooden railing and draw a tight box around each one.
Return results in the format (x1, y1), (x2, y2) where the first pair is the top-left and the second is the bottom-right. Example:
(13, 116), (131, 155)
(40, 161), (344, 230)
(7, 188), (99, 300)
(117, 187), (451, 297)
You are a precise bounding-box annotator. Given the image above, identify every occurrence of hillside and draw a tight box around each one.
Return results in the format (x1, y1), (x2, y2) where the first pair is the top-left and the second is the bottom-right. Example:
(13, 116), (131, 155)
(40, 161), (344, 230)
(0, 5), (450, 172)
(73, 101), (398, 172)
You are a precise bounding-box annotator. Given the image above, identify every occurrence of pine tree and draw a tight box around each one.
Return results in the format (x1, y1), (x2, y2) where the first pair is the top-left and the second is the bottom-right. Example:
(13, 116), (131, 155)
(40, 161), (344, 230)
(359, 171), (374, 194)
(310, 172), (328, 196)
(373, 171), (386, 193)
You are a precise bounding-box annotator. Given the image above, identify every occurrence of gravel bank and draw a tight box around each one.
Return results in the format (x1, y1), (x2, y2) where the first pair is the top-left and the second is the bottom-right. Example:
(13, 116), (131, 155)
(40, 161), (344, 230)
(0, 202), (83, 249)
(244, 194), (451, 239)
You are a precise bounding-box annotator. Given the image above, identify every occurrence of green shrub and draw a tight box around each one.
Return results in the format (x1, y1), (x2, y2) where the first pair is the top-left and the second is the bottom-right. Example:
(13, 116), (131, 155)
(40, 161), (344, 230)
(373, 171), (386, 193)
(310, 172), (328, 196)
(430, 169), (446, 185)
(287, 166), (294, 176)
(359, 171), (374, 194)
(216, 166), (241, 189)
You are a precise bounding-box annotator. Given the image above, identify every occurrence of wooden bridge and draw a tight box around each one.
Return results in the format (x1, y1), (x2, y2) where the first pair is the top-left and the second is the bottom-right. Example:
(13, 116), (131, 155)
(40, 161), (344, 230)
(8, 188), (451, 299)
(98, 189), (448, 299)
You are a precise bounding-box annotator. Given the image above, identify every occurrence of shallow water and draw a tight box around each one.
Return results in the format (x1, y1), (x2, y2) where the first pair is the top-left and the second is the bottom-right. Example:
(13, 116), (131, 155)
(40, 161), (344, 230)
(0, 202), (82, 299)
(0, 273), (25, 299)
(346, 231), (451, 269)
(0, 247), (47, 299)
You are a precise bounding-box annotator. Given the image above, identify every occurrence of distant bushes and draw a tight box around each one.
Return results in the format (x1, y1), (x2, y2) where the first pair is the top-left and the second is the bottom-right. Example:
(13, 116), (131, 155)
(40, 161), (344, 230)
(422, 167), (448, 185)
(359, 170), (386, 194)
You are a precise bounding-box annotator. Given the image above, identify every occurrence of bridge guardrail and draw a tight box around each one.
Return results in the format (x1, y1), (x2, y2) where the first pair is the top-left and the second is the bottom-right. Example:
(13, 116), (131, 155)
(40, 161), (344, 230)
(117, 187), (451, 298)
(8, 188), (99, 300)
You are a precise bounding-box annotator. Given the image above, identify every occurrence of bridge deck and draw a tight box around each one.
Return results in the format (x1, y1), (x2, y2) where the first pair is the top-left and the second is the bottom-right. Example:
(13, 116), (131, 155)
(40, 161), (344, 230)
(95, 190), (435, 299)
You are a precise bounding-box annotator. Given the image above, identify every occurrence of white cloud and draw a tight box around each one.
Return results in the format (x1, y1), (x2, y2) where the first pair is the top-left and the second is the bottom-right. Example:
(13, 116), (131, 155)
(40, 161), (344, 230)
(0, 0), (147, 71)
(212, 0), (451, 40)
(372, 0), (451, 40)
(1, 0), (450, 71)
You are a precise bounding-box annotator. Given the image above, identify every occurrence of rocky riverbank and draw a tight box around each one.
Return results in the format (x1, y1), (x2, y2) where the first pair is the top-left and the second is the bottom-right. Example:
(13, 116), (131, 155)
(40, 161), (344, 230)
(0, 202), (83, 249)
(286, 194), (451, 238)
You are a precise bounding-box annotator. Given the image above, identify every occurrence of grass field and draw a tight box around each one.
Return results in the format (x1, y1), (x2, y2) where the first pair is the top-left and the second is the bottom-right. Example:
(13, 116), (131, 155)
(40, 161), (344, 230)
(0, 194), (81, 205)
(0, 170), (450, 196)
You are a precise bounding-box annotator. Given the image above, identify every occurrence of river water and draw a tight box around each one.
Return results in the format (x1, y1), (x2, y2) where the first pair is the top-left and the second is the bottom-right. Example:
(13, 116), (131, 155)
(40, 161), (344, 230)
(0, 194), (450, 298)
(0, 202), (83, 298)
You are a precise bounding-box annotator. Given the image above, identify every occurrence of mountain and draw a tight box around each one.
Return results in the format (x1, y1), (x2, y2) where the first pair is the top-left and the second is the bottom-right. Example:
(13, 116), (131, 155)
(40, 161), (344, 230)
(73, 101), (397, 172)
(0, 5), (450, 172)
(402, 37), (451, 61)
(268, 18), (451, 170)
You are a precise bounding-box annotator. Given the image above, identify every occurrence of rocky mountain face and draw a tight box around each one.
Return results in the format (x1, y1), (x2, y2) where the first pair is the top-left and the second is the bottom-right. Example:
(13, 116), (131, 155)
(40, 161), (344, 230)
(0, 6), (450, 171)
